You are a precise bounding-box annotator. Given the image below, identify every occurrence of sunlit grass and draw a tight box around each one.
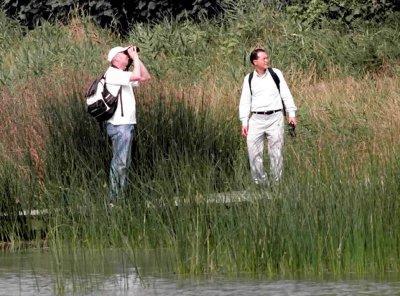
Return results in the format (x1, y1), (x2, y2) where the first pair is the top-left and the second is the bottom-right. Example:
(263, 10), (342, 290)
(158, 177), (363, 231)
(0, 1), (400, 276)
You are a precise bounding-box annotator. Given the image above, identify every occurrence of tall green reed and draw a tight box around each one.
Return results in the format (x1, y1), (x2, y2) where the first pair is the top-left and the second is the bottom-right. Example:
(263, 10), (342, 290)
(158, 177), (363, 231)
(31, 80), (400, 276)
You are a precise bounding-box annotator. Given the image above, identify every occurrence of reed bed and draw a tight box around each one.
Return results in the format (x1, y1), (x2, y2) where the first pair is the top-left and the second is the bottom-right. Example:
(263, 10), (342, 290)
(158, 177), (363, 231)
(1, 1), (400, 276)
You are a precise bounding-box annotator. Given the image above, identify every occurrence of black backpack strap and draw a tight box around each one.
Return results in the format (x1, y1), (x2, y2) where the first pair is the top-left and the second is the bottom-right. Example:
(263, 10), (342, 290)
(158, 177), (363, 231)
(118, 87), (123, 117)
(267, 67), (280, 92)
(104, 70), (124, 117)
(248, 72), (254, 96)
(268, 67), (286, 116)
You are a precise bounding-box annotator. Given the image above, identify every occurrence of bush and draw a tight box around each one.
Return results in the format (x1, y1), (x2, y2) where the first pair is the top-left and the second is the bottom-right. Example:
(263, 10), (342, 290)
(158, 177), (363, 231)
(1, 0), (222, 32)
(286, 0), (400, 27)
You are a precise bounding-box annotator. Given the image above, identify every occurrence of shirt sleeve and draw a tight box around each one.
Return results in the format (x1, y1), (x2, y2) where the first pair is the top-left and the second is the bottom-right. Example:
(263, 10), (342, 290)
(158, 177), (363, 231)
(239, 74), (251, 126)
(275, 69), (297, 117)
(105, 68), (132, 86)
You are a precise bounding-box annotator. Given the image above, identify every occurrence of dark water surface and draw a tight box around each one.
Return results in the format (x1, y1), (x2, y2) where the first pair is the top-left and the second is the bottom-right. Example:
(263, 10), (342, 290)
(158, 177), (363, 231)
(0, 250), (399, 295)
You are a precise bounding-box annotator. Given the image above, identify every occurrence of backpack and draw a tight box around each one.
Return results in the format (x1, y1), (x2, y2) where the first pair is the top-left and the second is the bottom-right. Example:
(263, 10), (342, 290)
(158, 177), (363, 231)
(85, 73), (123, 122)
(248, 67), (286, 116)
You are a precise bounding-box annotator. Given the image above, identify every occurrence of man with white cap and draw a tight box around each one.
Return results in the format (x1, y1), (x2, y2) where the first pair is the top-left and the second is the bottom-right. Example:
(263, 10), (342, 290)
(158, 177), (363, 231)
(239, 48), (297, 185)
(105, 45), (151, 204)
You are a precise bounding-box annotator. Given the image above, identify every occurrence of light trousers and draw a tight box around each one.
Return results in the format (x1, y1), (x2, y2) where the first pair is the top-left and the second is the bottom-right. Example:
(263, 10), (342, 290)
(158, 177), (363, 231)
(106, 123), (135, 201)
(246, 112), (284, 184)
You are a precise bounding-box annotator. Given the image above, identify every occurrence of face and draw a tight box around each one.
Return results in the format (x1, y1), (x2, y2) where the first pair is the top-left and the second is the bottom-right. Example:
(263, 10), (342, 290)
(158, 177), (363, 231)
(253, 51), (269, 71)
(112, 52), (130, 69)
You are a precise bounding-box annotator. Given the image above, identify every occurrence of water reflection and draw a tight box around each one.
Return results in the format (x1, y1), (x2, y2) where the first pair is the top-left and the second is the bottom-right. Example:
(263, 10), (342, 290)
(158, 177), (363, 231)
(0, 250), (399, 295)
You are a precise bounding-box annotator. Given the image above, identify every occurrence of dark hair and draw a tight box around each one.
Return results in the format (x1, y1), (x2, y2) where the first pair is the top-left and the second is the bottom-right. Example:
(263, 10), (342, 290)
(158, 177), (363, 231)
(250, 48), (266, 65)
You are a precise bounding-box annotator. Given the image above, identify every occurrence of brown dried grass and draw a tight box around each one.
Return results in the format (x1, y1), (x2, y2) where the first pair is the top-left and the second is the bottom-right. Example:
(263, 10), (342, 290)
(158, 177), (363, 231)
(65, 16), (108, 47)
(0, 67), (91, 182)
(1, 64), (399, 179)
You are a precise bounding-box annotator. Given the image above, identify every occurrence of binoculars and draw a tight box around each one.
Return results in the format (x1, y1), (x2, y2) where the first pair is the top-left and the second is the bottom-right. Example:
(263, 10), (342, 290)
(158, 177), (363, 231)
(129, 46), (140, 53)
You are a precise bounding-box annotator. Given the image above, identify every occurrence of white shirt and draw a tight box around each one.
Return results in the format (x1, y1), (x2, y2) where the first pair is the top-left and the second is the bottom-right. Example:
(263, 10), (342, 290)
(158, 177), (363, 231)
(239, 68), (297, 126)
(105, 67), (139, 125)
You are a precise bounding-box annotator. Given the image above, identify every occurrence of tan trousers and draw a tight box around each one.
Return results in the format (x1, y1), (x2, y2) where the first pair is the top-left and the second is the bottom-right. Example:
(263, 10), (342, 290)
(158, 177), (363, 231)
(246, 112), (284, 184)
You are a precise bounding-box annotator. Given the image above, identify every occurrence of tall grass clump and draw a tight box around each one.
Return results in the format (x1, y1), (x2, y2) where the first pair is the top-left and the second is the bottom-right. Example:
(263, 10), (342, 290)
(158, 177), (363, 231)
(1, 0), (400, 276)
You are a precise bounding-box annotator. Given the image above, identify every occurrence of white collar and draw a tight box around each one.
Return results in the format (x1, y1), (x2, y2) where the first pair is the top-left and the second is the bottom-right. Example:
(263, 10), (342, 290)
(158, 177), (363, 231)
(254, 70), (268, 78)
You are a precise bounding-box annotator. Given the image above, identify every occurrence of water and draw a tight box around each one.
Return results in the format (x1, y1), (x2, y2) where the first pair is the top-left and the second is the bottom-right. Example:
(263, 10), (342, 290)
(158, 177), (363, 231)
(1, 250), (400, 295)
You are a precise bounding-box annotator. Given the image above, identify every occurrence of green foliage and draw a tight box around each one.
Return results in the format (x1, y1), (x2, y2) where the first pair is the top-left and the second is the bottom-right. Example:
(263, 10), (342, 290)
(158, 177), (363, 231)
(2, 0), (222, 32)
(286, 0), (400, 27)
(2, 0), (117, 28)
(127, 0), (400, 79)
(0, 1), (399, 85)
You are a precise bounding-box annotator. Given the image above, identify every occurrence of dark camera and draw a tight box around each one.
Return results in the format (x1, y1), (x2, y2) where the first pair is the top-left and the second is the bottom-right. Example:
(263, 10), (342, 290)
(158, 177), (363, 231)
(288, 122), (296, 137)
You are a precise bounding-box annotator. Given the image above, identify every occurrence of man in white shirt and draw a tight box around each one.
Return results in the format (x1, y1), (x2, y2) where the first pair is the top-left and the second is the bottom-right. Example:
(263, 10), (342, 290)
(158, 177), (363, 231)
(239, 48), (297, 185)
(105, 45), (151, 203)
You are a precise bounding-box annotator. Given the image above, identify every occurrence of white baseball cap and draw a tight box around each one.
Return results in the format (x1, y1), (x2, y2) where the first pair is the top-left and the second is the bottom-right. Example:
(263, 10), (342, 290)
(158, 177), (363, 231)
(107, 46), (130, 62)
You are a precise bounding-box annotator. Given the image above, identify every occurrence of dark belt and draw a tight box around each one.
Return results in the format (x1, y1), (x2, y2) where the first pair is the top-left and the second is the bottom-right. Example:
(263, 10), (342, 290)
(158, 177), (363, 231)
(252, 109), (282, 115)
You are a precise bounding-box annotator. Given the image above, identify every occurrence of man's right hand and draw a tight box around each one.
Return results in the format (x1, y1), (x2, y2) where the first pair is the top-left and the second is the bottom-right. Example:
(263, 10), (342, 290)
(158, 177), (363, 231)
(127, 46), (139, 59)
(241, 126), (248, 138)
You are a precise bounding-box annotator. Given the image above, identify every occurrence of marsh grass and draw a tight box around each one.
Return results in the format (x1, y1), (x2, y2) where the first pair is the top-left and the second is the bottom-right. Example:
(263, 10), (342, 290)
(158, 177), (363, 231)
(1, 0), (400, 276)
